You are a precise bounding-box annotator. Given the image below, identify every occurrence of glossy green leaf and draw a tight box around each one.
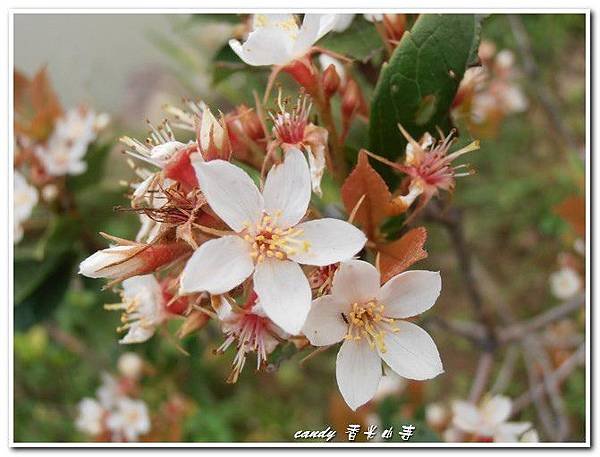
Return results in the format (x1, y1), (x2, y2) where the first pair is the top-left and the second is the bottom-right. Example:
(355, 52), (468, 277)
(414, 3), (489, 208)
(369, 14), (483, 184)
(317, 16), (384, 62)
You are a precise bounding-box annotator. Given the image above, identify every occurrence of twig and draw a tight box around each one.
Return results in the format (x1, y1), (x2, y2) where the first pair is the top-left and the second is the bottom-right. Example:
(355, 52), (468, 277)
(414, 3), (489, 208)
(499, 295), (584, 343)
(507, 15), (581, 154)
(490, 345), (519, 394)
(511, 343), (585, 415)
(468, 352), (494, 403)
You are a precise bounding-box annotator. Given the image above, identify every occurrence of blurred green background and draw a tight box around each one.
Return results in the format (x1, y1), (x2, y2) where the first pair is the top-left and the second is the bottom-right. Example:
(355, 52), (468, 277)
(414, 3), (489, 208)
(13, 13), (586, 442)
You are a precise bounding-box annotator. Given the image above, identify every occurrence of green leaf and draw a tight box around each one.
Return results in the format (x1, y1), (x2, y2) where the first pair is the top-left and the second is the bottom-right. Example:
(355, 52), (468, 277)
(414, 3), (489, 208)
(317, 17), (384, 62)
(66, 142), (111, 192)
(369, 14), (484, 184)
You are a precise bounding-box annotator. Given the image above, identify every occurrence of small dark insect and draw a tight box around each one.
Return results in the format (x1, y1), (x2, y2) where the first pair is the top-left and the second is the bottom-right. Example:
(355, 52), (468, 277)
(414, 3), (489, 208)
(341, 313), (349, 324)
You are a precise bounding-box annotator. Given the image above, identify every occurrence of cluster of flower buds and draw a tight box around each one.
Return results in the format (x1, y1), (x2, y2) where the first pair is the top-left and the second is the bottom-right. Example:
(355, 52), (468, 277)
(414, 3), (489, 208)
(452, 40), (528, 136)
(78, 14), (486, 411)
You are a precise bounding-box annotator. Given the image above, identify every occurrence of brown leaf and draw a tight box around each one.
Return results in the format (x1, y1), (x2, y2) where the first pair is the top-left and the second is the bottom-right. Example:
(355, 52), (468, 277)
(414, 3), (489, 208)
(14, 67), (63, 141)
(377, 227), (428, 283)
(341, 149), (404, 240)
(554, 195), (585, 237)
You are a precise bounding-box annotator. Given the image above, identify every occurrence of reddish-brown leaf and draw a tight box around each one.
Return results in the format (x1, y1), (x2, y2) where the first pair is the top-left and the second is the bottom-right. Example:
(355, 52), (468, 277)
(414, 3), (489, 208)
(14, 67), (63, 142)
(554, 195), (585, 237)
(341, 149), (404, 239)
(378, 226), (428, 283)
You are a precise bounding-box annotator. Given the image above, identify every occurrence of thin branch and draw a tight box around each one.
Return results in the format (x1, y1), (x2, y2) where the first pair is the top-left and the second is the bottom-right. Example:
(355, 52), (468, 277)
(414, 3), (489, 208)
(507, 15), (581, 154)
(468, 352), (494, 403)
(511, 342), (585, 415)
(499, 295), (584, 343)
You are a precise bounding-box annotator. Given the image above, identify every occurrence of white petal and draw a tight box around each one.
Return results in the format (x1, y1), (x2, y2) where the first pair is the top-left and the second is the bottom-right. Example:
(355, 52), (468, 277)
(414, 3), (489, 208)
(377, 271), (442, 319)
(452, 400), (482, 434)
(263, 147), (311, 228)
(119, 324), (156, 344)
(331, 259), (381, 304)
(336, 339), (382, 411)
(494, 422), (533, 442)
(302, 295), (349, 346)
(481, 395), (512, 427)
(180, 236), (253, 294)
(293, 14), (336, 57)
(331, 14), (355, 32)
(378, 320), (444, 380)
(520, 428), (539, 442)
(193, 160), (264, 232)
(228, 27), (294, 66)
(253, 259), (311, 335)
(290, 219), (366, 266)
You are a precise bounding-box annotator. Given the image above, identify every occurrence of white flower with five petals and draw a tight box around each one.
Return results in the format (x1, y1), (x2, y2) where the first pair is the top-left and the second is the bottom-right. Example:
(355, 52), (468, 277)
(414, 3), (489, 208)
(302, 259), (443, 410)
(180, 148), (366, 334)
(229, 14), (336, 67)
(452, 395), (533, 442)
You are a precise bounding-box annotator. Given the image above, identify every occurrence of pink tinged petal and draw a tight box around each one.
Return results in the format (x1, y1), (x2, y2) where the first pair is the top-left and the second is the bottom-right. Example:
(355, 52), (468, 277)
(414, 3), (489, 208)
(336, 339), (382, 411)
(253, 259), (311, 335)
(377, 270), (442, 319)
(378, 320), (444, 381)
(302, 295), (350, 346)
(452, 400), (483, 434)
(228, 26), (294, 66)
(290, 219), (367, 266)
(180, 235), (253, 294)
(481, 395), (513, 427)
(193, 160), (264, 232)
(263, 147), (311, 228)
(331, 259), (381, 304)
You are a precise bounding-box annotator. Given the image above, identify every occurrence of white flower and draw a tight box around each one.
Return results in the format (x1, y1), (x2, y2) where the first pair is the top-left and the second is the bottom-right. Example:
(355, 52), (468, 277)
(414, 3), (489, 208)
(452, 395), (533, 442)
(520, 429), (540, 442)
(363, 13), (384, 23)
(180, 147), (366, 334)
(107, 275), (167, 344)
(117, 352), (144, 380)
(13, 170), (38, 243)
(96, 373), (122, 409)
(75, 398), (105, 436)
(550, 267), (582, 300)
(216, 296), (287, 383)
(34, 107), (102, 176)
(425, 402), (449, 428)
(106, 397), (151, 442)
(229, 14), (336, 67)
(302, 259), (443, 410)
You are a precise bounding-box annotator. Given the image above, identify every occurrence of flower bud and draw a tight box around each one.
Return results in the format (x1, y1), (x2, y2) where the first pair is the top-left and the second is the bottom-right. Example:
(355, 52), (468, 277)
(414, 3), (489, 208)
(198, 107), (231, 161)
(283, 58), (318, 93)
(79, 241), (190, 282)
(322, 64), (341, 98)
(117, 352), (144, 380)
(341, 79), (361, 120)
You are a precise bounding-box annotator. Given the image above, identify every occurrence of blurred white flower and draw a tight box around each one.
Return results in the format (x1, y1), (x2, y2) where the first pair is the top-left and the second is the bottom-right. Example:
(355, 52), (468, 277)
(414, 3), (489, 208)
(75, 398), (105, 436)
(331, 14), (356, 32)
(373, 370), (406, 402)
(573, 238), (585, 256)
(96, 373), (122, 409)
(425, 402), (450, 429)
(550, 267), (582, 300)
(106, 397), (151, 442)
(41, 183), (59, 202)
(303, 259), (443, 411)
(520, 428), (540, 442)
(229, 14), (336, 66)
(117, 352), (145, 380)
(180, 148), (366, 334)
(452, 395), (533, 442)
(13, 170), (38, 243)
(34, 107), (105, 176)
